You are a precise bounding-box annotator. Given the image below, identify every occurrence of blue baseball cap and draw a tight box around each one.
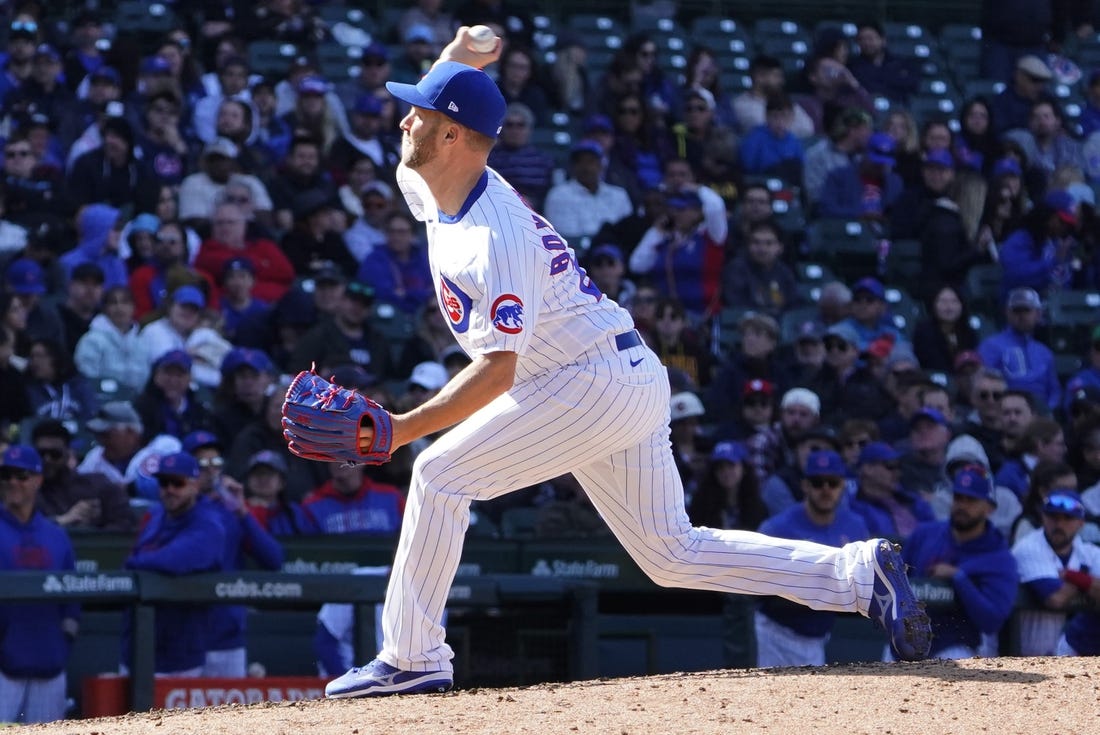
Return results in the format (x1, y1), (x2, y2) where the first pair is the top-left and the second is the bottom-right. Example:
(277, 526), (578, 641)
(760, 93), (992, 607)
(825, 321), (860, 347)
(182, 430), (220, 454)
(570, 140), (604, 159)
(0, 444), (42, 474)
(172, 285), (206, 308)
(154, 452), (200, 479)
(666, 190), (704, 209)
(140, 55), (172, 75)
(590, 244), (624, 262)
(1044, 189), (1078, 226)
(922, 147), (954, 168)
(248, 449), (288, 475)
(221, 346), (274, 375)
(951, 465), (995, 504)
(297, 75), (329, 96)
(858, 441), (901, 465)
(804, 449), (846, 477)
(362, 42), (388, 62)
(154, 349), (192, 371)
(1043, 489), (1086, 519)
(386, 61), (506, 139)
(853, 277), (885, 300)
(711, 441), (748, 464)
(583, 114), (613, 133)
(866, 132), (896, 165)
(90, 66), (120, 84)
(221, 256), (254, 281)
(910, 407), (948, 428)
(130, 213), (160, 234)
(352, 94), (383, 115)
(6, 257), (45, 295)
(993, 157), (1022, 177)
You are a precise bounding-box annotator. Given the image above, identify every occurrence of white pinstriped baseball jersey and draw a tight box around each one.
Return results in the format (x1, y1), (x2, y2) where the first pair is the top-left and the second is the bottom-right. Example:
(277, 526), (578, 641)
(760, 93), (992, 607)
(1011, 528), (1100, 655)
(376, 163), (893, 676)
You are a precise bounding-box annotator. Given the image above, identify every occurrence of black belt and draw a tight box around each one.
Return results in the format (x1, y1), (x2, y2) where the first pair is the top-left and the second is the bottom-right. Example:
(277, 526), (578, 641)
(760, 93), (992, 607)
(614, 330), (643, 351)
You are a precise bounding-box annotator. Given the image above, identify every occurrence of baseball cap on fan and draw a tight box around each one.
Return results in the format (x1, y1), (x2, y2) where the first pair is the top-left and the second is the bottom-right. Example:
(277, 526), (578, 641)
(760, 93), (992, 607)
(386, 61), (506, 139)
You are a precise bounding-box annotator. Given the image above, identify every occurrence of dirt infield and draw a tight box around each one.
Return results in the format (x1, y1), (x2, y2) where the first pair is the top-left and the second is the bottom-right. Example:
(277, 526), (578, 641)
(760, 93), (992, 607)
(24, 657), (1099, 735)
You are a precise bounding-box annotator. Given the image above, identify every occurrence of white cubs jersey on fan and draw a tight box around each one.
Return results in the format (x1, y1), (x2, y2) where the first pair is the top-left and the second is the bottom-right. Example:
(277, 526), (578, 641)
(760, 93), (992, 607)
(1011, 528), (1100, 655)
(397, 164), (632, 382)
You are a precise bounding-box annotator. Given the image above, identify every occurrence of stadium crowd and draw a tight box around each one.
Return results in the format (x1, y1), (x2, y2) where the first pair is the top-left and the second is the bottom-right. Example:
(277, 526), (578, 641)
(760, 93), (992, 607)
(2, 0), (1100, 723)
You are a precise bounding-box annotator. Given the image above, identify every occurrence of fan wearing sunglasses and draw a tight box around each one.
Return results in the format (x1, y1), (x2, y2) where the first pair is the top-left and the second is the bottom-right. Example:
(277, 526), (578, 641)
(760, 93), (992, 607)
(0, 444), (79, 724)
(755, 449), (872, 667)
(850, 441), (935, 541)
(120, 452), (225, 676)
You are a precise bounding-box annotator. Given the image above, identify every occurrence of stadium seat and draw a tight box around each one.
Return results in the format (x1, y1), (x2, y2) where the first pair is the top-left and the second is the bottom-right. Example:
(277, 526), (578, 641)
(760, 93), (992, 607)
(715, 306), (751, 357)
(963, 263), (1003, 319)
(248, 40), (302, 77)
(691, 16), (751, 43)
(884, 22), (930, 42)
(885, 287), (923, 337)
(568, 14), (627, 36)
(805, 219), (877, 280)
(1045, 290), (1100, 354)
(940, 24), (982, 45)
(115, 1), (177, 36)
(317, 6), (375, 34)
(754, 18), (807, 39)
(885, 239), (923, 282)
(814, 20), (857, 41)
(962, 79), (1005, 101)
(795, 262), (835, 283)
(1055, 354), (1084, 382)
(500, 507), (540, 539)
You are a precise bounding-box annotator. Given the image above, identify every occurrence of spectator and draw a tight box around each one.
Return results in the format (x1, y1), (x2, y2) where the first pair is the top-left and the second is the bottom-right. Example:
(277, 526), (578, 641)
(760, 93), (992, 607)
(990, 55), (1054, 136)
(212, 347), (275, 448)
(847, 21), (919, 103)
(912, 284), (981, 373)
(335, 43), (392, 111)
(192, 55), (252, 144)
(3, 130), (66, 223)
(281, 191), (358, 280)
(809, 321), (894, 423)
(732, 54), (814, 138)
(996, 417), (1068, 501)
(31, 419), (132, 532)
(120, 452), (225, 676)
(78, 398), (180, 501)
(357, 211), (433, 315)
(839, 278), (905, 353)
(669, 392), (707, 499)
(978, 288), (1060, 410)
(289, 280), (393, 378)
(930, 434), (1023, 536)
(302, 462), (404, 534)
(1064, 326), (1100, 411)
(999, 190), (1078, 298)
(389, 24), (437, 85)
(245, 449), (317, 535)
(178, 139), (274, 228)
(61, 11), (106, 93)
(721, 220), (800, 319)
(850, 442), (936, 540)
(267, 134), (337, 233)
(724, 183), (774, 256)
(649, 298), (715, 389)
(1012, 459), (1079, 544)
(218, 258), (270, 345)
(584, 243), (636, 311)
(817, 132), (903, 221)
(6, 257), (66, 349)
(794, 56), (874, 137)
(344, 180), (394, 262)
(133, 349), (213, 443)
(0, 325), (29, 431)
(129, 221), (197, 320)
(60, 203), (127, 289)
(138, 285), (230, 388)
(138, 91), (188, 186)
(608, 91), (672, 194)
(183, 432), (284, 677)
(628, 188), (727, 319)
(496, 46), (551, 125)
(74, 285), (148, 397)
(195, 202), (295, 304)
(892, 145), (960, 237)
(746, 387), (822, 485)
(687, 441), (768, 530)
(329, 95), (400, 183)
(486, 102), (555, 211)
(24, 337), (98, 426)
(884, 110), (922, 186)
(739, 93), (804, 178)
(674, 87), (739, 197)
(803, 107), (872, 207)
(958, 368), (1009, 471)
(706, 311), (788, 424)
(56, 262), (104, 346)
(67, 116), (157, 212)
(1004, 100), (1087, 192)
(0, 444), (78, 724)
(1082, 70), (1100, 138)
(899, 407), (953, 500)
(837, 418), (879, 469)
(543, 141), (634, 245)
(756, 449), (870, 667)
(900, 466), (1018, 659)
(1012, 489), (1100, 655)
(955, 97), (1001, 175)
(397, 299), (460, 377)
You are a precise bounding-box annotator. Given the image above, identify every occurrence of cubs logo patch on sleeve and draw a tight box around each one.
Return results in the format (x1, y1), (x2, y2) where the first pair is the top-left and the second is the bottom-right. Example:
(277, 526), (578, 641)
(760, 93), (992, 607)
(490, 294), (524, 334)
(439, 276), (473, 333)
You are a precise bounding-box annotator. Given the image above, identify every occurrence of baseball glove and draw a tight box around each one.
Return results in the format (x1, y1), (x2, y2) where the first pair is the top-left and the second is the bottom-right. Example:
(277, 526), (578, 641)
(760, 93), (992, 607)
(282, 367), (393, 464)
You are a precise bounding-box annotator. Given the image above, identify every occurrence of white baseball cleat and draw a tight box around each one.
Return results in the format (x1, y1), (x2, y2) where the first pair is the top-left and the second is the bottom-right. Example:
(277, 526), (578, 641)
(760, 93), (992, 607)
(325, 658), (453, 698)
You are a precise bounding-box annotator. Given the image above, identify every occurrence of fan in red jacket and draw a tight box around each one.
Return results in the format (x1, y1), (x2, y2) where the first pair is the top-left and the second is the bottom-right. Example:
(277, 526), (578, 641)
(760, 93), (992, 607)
(195, 202), (295, 304)
(302, 463), (404, 535)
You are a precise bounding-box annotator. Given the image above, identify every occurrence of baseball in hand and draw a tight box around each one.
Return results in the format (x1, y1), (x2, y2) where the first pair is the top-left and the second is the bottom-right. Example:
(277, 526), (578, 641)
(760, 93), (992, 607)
(467, 25), (497, 53)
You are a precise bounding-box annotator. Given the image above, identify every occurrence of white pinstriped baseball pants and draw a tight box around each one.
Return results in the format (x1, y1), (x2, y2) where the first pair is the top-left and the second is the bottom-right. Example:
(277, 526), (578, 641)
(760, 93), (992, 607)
(379, 342), (880, 673)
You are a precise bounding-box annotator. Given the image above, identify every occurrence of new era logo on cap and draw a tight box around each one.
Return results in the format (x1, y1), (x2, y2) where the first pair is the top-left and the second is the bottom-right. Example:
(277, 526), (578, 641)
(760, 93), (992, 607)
(448, 101), (459, 112)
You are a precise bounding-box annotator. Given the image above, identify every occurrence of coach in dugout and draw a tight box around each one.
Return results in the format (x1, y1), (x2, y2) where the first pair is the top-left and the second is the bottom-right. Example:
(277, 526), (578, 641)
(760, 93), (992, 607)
(0, 445), (79, 723)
